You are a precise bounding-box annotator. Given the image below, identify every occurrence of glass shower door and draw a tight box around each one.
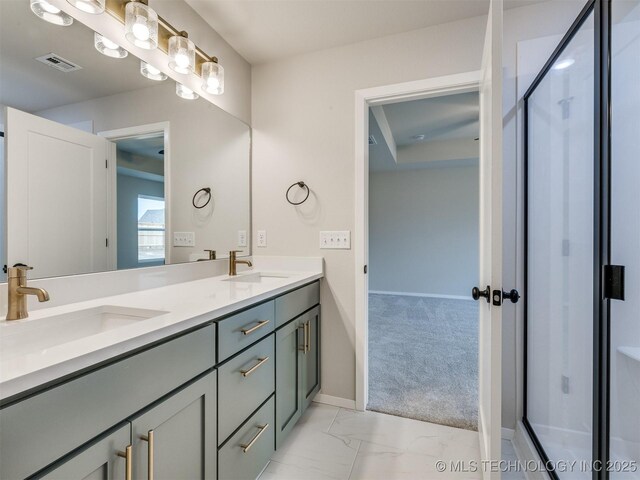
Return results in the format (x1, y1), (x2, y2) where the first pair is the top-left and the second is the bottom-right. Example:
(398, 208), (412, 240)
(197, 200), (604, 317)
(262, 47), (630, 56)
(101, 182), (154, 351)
(610, 0), (640, 477)
(524, 9), (595, 478)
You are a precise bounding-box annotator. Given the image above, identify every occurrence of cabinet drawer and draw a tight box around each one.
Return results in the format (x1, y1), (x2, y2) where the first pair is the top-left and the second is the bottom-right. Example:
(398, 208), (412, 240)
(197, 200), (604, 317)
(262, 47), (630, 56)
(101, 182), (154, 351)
(218, 335), (275, 443)
(0, 324), (215, 480)
(275, 282), (319, 328)
(217, 301), (274, 362)
(218, 396), (275, 480)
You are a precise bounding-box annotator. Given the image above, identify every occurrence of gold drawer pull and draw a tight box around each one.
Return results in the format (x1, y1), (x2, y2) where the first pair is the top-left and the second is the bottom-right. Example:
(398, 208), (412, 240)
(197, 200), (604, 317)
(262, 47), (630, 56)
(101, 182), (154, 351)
(116, 445), (132, 480)
(298, 324), (305, 352)
(241, 320), (270, 335)
(140, 430), (154, 480)
(240, 424), (269, 453)
(240, 357), (269, 377)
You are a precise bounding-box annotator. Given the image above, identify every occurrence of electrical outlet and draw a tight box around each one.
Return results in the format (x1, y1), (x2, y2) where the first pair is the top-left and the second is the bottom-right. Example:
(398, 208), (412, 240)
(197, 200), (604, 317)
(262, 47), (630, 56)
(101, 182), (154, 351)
(257, 230), (267, 247)
(173, 232), (195, 247)
(320, 231), (351, 249)
(238, 230), (247, 247)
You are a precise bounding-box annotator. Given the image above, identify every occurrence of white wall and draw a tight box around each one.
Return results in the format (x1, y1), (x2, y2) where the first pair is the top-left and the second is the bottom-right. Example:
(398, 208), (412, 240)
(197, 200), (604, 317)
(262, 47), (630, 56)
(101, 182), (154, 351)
(369, 165), (478, 297)
(36, 81), (250, 265)
(252, 0), (586, 429)
(252, 14), (487, 406)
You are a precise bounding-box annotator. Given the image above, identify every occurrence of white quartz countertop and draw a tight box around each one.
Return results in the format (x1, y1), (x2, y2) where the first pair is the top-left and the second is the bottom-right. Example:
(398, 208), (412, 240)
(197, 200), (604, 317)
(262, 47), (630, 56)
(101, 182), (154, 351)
(0, 260), (323, 402)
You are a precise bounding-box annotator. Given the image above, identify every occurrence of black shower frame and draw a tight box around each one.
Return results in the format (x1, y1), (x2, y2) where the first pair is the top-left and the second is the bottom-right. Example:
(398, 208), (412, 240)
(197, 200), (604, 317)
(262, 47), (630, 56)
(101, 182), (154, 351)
(522, 0), (613, 479)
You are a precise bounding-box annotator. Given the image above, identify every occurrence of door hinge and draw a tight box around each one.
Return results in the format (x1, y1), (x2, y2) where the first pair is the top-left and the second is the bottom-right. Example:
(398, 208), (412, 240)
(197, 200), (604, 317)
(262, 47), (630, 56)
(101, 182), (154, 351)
(363, 265), (368, 274)
(105, 159), (108, 168)
(604, 265), (625, 300)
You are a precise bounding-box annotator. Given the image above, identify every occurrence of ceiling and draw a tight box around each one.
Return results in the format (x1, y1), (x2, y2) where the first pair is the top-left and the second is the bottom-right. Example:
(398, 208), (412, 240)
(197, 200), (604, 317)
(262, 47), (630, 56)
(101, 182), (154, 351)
(0, 1), (151, 113)
(369, 91), (479, 172)
(186, 0), (545, 64)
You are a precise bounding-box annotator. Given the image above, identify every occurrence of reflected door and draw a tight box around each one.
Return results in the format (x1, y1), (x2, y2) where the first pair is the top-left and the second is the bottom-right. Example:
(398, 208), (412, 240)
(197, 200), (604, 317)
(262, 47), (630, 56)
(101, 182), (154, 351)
(6, 107), (110, 278)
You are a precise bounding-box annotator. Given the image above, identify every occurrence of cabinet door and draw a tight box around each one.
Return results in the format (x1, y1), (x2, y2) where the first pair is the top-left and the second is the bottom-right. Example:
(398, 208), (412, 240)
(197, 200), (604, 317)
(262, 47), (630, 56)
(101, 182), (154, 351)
(131, 371), (216, 480)
(40, 424), (131, 480)
(302, 306), (321, 412)
(275, 318), (303, 449)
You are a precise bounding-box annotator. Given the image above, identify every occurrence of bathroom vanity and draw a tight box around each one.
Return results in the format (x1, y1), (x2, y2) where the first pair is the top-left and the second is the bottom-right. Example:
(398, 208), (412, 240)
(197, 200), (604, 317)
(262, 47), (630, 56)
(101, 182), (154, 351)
(0, 268), (322, 480)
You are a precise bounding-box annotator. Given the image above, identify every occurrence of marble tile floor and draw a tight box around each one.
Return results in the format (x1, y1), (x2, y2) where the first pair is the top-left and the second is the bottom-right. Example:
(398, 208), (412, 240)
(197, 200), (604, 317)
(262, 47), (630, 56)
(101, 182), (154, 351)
(259, 403), (526, 480)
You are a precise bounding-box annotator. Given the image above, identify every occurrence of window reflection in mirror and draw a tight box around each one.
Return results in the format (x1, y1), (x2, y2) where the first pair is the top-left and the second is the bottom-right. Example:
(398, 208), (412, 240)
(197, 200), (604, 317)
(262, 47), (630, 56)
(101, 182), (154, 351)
(0, 1), (250, 281)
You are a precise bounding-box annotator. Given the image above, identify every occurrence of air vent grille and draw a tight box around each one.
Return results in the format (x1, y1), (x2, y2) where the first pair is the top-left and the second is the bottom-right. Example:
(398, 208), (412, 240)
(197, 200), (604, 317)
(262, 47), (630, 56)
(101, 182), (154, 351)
(35, 53), (82, 73)
(368, 135), (377, 145)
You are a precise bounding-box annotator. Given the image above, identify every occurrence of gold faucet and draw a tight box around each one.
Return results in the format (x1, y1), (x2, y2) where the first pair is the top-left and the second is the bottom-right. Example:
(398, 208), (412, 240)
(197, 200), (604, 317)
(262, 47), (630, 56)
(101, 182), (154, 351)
(6, 265), (50, 321)
(228, 251), (252, 276)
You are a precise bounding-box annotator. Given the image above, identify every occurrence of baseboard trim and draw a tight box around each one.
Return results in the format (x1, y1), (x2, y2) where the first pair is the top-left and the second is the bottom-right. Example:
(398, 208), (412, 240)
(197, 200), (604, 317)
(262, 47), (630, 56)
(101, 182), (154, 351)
(502, 427), (515, 440)
(369, 290), (473, 301)
(313, 393), (357, 410)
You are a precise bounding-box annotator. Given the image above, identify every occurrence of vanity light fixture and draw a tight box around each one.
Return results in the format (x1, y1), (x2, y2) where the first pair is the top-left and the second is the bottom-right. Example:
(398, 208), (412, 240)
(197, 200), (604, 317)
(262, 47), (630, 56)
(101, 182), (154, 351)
(176, 82), (199, 100)
(94, 33), (128, 58)
(140, 61), (167, 81)
(201, 61), (224, 95)
(30, 0), (74, 26)
(66, 0), (105, 14)
(125, 0), (158, 50)
(168, 32), (195, 74)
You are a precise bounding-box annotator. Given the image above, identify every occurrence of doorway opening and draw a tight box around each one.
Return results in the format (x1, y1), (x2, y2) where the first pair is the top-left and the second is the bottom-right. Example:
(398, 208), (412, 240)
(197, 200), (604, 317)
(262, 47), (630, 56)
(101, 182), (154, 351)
(99, 123), (169, 270)
(366, 92), (480, 431)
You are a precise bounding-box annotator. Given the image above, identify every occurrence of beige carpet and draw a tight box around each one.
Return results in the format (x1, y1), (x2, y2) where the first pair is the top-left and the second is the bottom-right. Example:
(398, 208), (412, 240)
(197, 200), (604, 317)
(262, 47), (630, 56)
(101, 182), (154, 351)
(367, 293), (479, 431)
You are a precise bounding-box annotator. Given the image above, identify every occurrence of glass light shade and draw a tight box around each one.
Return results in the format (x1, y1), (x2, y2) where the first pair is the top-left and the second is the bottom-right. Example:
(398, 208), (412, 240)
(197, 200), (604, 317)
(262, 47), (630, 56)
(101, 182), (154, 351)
(30, 0), (74, 26)
(66, 0), (105, 14)
(94, 33), (128, 59)
(176, 83), (199, 100)
(168, 35), (195, 74)
(201, 62), (224, 95)
(140, 61), (167, 81)
(125, 1), (158, 50)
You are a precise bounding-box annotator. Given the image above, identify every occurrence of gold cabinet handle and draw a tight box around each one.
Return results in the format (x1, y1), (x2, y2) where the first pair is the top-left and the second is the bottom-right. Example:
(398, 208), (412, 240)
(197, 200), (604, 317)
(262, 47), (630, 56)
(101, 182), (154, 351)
(140, 430), (154, 480)
(241, 320), (270, 335)
(116, 445), (132, 480)
(305, 321), (310, 354)
(298, 324), (306, 352)
(240, 424), (269, 453)
(240, 357), (269, 377)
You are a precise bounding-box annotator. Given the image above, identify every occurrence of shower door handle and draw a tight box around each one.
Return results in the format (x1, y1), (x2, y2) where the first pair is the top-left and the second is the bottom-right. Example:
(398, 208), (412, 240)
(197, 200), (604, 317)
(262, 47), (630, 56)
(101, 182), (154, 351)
(472, 286), (491, 303)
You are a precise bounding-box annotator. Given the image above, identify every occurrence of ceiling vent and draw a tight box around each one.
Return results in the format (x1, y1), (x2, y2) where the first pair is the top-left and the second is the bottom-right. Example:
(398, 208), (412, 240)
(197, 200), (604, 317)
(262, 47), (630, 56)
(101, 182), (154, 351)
(35, 53), (82, 73)
(368, 135), (377, 145)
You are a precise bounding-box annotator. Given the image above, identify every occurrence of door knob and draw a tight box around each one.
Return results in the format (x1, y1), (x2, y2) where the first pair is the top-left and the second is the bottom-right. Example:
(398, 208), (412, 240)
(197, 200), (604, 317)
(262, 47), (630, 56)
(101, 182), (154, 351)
(502, 289), (520, 304)
(472, 285), (491, 303)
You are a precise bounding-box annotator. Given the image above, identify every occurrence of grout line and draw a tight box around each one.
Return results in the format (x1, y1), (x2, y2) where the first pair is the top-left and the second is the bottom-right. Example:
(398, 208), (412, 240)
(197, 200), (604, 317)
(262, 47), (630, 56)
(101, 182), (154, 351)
(347, 438), (362, 480)
(326, 406), (341, 432)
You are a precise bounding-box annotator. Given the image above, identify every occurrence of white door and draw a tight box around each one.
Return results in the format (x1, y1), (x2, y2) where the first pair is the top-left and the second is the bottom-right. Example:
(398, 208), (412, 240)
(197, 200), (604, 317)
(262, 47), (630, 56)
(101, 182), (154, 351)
(477, 0), (503, 476)
(6, 107), (110, 279)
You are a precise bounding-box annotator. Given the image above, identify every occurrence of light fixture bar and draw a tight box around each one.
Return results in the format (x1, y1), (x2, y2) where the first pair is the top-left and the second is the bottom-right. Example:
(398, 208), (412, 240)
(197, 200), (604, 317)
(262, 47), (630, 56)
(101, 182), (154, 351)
(104, 0), (217, 75)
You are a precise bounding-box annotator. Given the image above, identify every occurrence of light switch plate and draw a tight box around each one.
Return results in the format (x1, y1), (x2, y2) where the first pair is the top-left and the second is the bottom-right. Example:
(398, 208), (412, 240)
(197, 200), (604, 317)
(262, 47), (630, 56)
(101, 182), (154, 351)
(238, 230), (247, 247)
(257, 230), (267, 247)
(174, 232), (195, 247)
(320, 231), (351, 249)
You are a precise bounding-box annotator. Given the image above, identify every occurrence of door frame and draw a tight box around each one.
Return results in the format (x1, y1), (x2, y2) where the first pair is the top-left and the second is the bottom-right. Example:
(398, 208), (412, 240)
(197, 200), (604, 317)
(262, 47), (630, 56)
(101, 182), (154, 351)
(354, 71), (481, 411)
(98, 122), (171, 267)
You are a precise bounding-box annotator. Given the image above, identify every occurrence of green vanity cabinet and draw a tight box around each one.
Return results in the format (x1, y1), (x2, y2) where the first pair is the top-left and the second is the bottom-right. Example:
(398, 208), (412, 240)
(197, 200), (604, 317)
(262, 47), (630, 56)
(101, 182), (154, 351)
(302, 306), (321, 411)
(275, 301), (321, 448)
(130, 371), (217, 480)
(39, 424), (131, 480)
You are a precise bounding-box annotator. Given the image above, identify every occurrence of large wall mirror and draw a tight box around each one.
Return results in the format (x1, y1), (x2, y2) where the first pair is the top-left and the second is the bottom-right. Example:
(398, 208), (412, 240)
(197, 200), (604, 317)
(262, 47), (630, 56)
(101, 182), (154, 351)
(0, 0), (250, 280)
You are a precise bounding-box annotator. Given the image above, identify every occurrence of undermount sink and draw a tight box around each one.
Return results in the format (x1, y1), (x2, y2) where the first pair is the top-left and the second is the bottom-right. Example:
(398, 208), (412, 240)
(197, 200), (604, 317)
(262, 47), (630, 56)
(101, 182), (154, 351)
(223, 272), (292, 284)
(1, 305), (168, 360)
